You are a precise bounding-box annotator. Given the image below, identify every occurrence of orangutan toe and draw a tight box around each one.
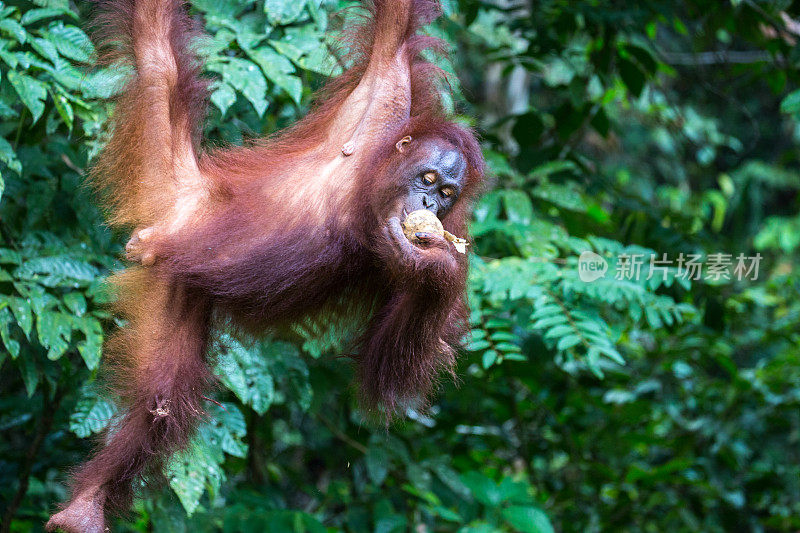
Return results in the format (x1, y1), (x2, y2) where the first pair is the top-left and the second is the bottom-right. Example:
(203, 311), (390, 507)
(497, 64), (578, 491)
(125, 227), (157, 265)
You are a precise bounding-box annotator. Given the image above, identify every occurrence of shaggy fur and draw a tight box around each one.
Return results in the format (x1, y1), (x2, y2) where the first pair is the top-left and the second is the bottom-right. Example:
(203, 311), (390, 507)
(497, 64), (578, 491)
(47, 0), (483, 531)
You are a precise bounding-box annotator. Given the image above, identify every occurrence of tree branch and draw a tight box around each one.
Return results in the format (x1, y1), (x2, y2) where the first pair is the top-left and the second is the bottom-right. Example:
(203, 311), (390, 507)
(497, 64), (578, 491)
(660, 50), (778, 65)
(315, 413), (367, 454)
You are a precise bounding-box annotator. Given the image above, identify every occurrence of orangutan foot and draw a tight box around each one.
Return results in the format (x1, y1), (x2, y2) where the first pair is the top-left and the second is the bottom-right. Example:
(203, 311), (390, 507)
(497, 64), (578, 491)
(46, 485), (108, 533)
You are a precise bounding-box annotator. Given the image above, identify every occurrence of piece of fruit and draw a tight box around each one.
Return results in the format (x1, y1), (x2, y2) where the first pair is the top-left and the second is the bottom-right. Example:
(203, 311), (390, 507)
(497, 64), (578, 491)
(402, 209), (444, 241)
(402, 209), (469, 254)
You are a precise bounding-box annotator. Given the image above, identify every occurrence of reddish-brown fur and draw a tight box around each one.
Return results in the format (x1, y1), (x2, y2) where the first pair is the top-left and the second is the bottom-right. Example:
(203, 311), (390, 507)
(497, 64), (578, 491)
(47, 1), (483, 531)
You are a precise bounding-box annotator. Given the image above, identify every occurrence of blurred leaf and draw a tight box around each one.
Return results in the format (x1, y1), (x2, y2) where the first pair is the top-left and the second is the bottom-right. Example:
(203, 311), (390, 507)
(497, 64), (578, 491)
(461, 472), (502, 506)
(365, 445), (390, 485)
(780, 89), (800, 114)
(17, 355), (38, 397)
(502, 506), (554, 533)
(502, 190), (534, 224)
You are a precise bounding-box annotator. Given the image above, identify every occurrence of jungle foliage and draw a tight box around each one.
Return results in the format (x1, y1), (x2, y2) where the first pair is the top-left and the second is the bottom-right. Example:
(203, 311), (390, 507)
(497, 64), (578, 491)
(2, 0), (800, 531)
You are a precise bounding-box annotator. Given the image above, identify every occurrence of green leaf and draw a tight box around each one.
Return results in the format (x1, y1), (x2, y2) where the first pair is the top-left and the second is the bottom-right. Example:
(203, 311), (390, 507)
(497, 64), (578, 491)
(214, 334), (274, 414)
(502, 506), (554, 533)
(8, 70), (47, 121)
(596, 344), (624, 365)
(269, 26), (334, 75)
(432, 462), (471, 499)
(168, 403), (246, 514)
(70, 386), (116, 437)
(489, 331), (517, 342)
(532, 182), (589, 213)
(618, 57), (645, 97)
(622, 43), (658, 75)
(7, 296), (33, 339)
(556, 334), (581, 351)
(21, 7), (73, 25)
(30, 37), (59, 63)
(193, 0), (246, 18)
(208, 402), (248, 458)
(36, 311), (71, 360)
(81, 66), (129, 98)
(780, 89), (800, 115)
(431, 506), (461, 522)
(542, 57), (574, 86)
(210, 81), (236, 116)
(208, 58), (268, 116)
(31, 0), (70, 11)
(63, 292), (87, 316)
(465, 338), (491, 352)
(528, 160), (578, 181)
(0, 306), (20, 358)
(264, 0), (307, 25)
(502, 190), (534, 224)
(543, 324), (574, 340)
(49, 57), (85, 92)
(51, 89), (74, 129)
(43, 23), (94, 63)
(25, 284), (58, 316)
(0, 136), (21, 174)
(461, 471), (502, 506)
(168, 430), (225, 515)
(482, 349), (498, 368)
(17, 355), (38, 397)
(495, 342), (522, 353)
(15, 255), (101, 286)
(75, 317), (103, 370)
(365, 445), (390, 485)
(0, 43), (19, 68)
(266, 341), (312, 410)
(246, 46), (303, 104)
(0, 19), (27, 43)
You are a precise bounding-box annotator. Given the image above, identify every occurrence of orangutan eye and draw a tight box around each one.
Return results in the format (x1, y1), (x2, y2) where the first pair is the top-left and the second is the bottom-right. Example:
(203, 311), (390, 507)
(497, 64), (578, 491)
(440, 187), (454, 198)
(422, 172), (437, 185)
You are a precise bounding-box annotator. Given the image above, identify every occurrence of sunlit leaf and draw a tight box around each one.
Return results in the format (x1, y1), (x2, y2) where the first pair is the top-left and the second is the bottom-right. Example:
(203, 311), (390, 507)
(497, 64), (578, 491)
(264, 0), (307, 25)
(43, 23), (94, 63)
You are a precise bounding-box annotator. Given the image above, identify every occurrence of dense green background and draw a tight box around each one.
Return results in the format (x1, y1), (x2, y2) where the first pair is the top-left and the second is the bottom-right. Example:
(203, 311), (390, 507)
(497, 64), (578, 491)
(2, 0), (800, 531)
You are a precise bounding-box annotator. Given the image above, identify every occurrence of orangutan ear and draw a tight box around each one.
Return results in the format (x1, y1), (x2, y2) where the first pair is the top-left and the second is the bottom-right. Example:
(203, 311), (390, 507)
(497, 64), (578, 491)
(395, 135), (413, 153)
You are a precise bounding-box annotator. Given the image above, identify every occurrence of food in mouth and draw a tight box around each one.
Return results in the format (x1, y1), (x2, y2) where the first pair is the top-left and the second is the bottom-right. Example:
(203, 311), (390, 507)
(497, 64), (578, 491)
(402, 209), (469, 254)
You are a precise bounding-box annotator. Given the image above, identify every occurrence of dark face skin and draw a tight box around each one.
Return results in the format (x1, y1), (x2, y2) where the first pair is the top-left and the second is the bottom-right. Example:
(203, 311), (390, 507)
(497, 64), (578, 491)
(400, 139), (467, 219)
(383, 138), (468, 263)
